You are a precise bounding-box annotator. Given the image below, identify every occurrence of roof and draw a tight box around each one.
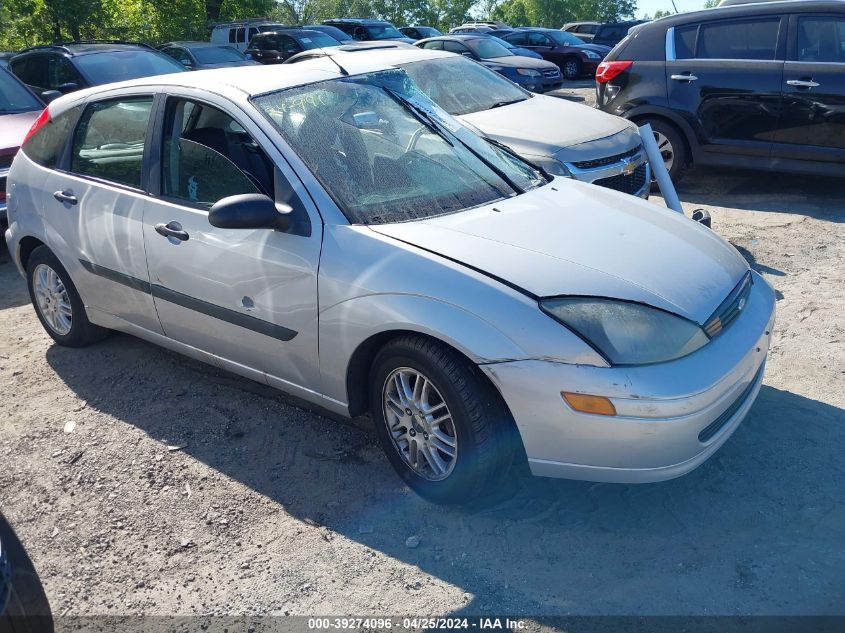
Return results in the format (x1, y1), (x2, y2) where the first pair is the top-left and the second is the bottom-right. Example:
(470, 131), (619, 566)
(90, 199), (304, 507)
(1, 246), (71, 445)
(322, 18), (393, 25)
(163, 41), (234, 48)
(421, 34), (486, 41)
(648, 0), (845, 27)
(18, 41), (153, 56)
(252, 28), (326, 38)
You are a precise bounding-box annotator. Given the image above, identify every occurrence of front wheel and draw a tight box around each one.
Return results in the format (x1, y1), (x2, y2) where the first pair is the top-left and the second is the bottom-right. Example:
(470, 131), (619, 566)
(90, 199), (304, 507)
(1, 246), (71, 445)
(561, 57), (582, 80)
(370, 335), (518, 505)
(645, 119), (688, 188)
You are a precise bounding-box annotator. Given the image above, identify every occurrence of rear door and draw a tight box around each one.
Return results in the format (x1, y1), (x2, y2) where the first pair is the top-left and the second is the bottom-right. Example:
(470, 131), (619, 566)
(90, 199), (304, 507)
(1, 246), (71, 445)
(40, 93), (163, 333)
(667, 15), (786, 158)
(771, 13), (845, 164)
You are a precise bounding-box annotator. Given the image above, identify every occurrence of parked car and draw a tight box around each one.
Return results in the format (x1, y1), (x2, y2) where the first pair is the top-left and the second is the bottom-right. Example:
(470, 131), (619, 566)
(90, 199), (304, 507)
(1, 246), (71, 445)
(562, 21), (602, 42)
(486, 34), (544, 60)
(5, 63), (775, 503)
(1, 67), (44, 221)
(501, 28), (610, 79)
(245, 29), (341, 64)
(597, 0), (845, 182)
(288, 47), (650, 197)
(159, 42), (258, 69)
(592, 20), (650, 48)
(322, 18), (415, 43)
(399, 26), (443, 40)
(450, 25), (493, 33)
(303, 24), (354, 42)
(9, 42), (184, 101)
(0, 52), (14, 69)
(416, 35), (562, 92)
(1, 514), (54, 632)
(210, 20), (289, 51)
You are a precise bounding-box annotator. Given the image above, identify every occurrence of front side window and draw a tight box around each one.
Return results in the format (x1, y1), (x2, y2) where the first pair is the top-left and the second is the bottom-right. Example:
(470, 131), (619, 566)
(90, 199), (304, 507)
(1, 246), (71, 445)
(421, 40), (443, 50)
(797, 17), (845, 63)
(71, 97), (153, 188)
(401, 57), (529, 116)
(697, 18), (780, 60)
(365, 24), (404, 40)
(504, 32), (528, 46)
(47, 56), (83, 90)
(11, 55), (48, 90)
(443, 40), (470, 54)
(527, 32), (551, 47)
(161, 98), (274, 206)
(298, 33), (343, 49)
(253, 70), (545, 225)
(549, 30), (586, 46)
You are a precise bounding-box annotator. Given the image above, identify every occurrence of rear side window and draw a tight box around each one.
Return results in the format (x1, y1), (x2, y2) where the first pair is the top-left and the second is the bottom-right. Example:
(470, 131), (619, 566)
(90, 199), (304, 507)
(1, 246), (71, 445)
(21, 106), (80, 168)
(71, 97), (153, 188)
(229, 29), (237, 44)
(797, 17), (845, 63)
(697, 18), (780, 60)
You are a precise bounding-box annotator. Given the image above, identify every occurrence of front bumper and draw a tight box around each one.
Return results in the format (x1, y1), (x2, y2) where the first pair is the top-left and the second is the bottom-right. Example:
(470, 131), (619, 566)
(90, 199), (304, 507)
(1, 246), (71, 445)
(481, 271), (776, 483)
(565, 146), (650, 199)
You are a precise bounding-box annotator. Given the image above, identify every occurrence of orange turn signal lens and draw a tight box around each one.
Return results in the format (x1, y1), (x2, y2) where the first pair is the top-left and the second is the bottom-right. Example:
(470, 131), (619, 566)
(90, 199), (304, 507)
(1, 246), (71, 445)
(561, 392), (617, 416)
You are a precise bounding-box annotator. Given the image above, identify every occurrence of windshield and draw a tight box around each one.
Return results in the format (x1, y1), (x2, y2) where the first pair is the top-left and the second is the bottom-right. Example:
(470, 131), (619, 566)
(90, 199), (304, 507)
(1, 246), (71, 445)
(418, 27), (442, 37)
(75, 50), (185, 85)
(366, 24), (405, 40)
(491, 36), (516, 50)
(548, 31), (586, 46)
(299, 33), (343, 49)
(0, 68), (42, 113)
(192, 46), (246, 64)
(400, 57), (529, 116)
(307, 25), (352, 41)
(467, 38), (513, 59)
(253, 70), (544, 225)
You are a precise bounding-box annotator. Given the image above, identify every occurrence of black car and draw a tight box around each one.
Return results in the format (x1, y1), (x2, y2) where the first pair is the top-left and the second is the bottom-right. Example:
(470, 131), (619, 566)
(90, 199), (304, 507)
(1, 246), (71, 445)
(159, 42), (257, 69)
(592, 20), (650, 48)
(9, 41), (184, 102)
(322, 18), (416, 43)
(246, 29), (341, 64)
(399, 26), (443, 40)
(1, 515), (54, 632)
(501, 28), (610, 79)
(416, 34), (563, 92)
(597, 0), (845, 182)
(302, 24), (354, 43)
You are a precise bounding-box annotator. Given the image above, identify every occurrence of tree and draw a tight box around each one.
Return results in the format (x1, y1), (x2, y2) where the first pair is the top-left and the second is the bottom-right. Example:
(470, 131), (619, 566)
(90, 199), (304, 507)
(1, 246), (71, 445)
(493, 0), (637, 27)
(653, 8), (672, 17)
(703, 0), (718, 7)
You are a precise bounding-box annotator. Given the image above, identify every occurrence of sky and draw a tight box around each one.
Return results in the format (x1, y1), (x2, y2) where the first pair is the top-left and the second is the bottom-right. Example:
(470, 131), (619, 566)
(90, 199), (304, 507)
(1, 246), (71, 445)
(635, 0), (710, 19)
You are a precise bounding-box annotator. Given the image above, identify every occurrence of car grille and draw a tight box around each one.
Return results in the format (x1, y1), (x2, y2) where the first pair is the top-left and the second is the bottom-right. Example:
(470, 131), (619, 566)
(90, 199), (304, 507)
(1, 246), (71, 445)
(698, 364), (764, 443)
(593, 162), (646, 195)
(572, 146), (640, 170)
(542, 68), (560, 79)
(704, 272), (753, 338)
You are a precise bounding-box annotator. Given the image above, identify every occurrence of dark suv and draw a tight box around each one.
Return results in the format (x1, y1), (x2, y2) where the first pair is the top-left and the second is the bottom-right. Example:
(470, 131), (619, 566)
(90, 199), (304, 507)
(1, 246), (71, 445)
(9, 42), (184, 102)
(322, 19), (415, 43)
(245, 29), (341, 63)
(597, 0), (845, 182)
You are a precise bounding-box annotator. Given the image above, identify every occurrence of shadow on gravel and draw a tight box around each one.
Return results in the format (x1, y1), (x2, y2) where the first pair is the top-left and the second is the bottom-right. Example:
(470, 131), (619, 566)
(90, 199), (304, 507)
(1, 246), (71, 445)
(0, 238), (30, 311)
(677, 168), (845, 223)
(44, 334), (845, 616)
(0, 513), (54, 633)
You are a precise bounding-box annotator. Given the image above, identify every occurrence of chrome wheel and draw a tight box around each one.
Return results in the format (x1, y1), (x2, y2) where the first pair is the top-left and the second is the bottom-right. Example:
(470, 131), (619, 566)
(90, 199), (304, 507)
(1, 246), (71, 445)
(654, 130), (675, 172)
(563, 59), (580, 79)
(33, 263), (72, 335)
(382, 367), (458, 481)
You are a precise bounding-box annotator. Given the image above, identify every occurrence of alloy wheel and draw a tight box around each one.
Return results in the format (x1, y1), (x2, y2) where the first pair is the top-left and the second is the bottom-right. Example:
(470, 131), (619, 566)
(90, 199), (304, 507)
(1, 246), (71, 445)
(33, 263), (73, 335)
(563, 59), (579, 79)
(382, 367), (458, 481)
(654, 130), (675, 173)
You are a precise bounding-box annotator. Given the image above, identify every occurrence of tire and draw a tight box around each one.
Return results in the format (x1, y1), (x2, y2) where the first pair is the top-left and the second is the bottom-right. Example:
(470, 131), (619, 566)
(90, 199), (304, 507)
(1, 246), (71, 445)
(561, 56), (582, 80)
(25, 246), (108, 347)
(646, 118), (688, 189)
(369, 335), (519, 505)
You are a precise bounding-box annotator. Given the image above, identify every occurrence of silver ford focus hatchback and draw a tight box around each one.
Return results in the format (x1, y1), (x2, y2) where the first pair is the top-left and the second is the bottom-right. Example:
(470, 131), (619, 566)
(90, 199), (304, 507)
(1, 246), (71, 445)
(5, 58), (775, 504)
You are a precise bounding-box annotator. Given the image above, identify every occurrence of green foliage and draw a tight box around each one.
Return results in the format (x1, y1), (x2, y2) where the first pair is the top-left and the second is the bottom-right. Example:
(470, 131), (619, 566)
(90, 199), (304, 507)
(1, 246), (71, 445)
(653, 8), (672, 17)
(0, 0), (638, 48)
(703, 0), (718, 7)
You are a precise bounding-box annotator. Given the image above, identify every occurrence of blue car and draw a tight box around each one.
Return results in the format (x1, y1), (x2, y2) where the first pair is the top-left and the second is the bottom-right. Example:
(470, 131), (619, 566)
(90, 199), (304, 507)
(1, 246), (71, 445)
(415, 34), (561, 92)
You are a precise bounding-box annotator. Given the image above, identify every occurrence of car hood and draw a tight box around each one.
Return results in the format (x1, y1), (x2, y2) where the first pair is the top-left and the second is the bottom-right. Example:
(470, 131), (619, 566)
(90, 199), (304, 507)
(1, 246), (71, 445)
(573, 43), (611, 54)
(368, 182), (748, 323)
(0, 110), (39, 151)
(483, 55), (556, 70)
(460, 93), (634, 158)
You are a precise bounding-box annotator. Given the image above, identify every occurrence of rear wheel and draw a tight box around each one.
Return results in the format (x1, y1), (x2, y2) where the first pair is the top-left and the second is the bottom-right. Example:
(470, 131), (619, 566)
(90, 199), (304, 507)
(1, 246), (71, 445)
(26, 246), (108, 347)
(370, 335), (518, 505)
(561, 57), (582, 80)
(645, 118), (688, 188)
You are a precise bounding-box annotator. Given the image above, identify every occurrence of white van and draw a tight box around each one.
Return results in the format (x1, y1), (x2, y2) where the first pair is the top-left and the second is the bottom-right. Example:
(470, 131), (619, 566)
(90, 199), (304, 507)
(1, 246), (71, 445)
(210, 20), (288, 51)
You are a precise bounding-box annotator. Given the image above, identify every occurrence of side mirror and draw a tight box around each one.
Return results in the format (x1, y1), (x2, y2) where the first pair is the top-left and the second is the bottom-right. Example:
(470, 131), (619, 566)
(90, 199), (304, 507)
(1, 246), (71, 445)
(208, 194), (292, 232)
(57, 82), (79, 94)
(180, 59), (193, 68)
(40, 90), (62, 103)
(461, 51), (475, 58)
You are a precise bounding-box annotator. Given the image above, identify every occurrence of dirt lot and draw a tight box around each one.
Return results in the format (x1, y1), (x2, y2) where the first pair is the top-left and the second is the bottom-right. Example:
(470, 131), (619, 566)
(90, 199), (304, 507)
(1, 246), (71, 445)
(1, 87), (843, 622)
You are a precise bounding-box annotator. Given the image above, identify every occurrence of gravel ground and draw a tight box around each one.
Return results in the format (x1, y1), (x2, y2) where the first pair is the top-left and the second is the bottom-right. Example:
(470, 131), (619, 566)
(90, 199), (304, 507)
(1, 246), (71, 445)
(1, 86), (843, 622)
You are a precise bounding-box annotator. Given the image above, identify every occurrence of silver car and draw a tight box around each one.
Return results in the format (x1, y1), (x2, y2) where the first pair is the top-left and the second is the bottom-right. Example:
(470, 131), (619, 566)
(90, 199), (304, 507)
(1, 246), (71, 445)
(286, 48), (650, 198)
(5, 59), (775, 504)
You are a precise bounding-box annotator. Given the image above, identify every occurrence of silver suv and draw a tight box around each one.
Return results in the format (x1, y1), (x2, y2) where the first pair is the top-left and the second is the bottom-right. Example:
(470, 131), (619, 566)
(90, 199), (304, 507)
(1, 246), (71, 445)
(6, 62), (773, 504)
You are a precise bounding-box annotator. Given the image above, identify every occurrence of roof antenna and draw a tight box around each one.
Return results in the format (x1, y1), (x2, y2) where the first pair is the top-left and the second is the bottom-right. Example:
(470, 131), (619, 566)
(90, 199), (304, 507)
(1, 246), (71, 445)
(320, 47), (348, 76)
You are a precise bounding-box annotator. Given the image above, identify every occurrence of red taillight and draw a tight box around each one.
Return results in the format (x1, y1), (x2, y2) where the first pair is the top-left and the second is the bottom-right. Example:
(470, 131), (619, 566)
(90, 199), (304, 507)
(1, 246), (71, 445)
(595, 60), (633, 84)
(22, 107), (51, 145)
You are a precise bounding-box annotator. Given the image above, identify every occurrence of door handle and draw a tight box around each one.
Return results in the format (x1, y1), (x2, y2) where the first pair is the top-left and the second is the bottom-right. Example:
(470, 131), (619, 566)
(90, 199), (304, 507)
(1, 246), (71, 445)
(786, 79), (820, 88)
(53, 190), (77, 205)
(670, 73), (698, 82)
(154, 221), (189, 242)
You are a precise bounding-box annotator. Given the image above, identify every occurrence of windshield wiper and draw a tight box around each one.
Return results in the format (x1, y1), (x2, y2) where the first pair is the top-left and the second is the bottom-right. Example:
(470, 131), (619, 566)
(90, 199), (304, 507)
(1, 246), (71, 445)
(382, 87), (453, 146)
(483, 136), (552, 183)
(489, 98), (527, 109)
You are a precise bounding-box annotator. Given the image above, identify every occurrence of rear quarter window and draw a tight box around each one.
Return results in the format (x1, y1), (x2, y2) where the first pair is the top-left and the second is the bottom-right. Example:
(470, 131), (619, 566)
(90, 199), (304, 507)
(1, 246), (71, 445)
(21, 106), (80, 168)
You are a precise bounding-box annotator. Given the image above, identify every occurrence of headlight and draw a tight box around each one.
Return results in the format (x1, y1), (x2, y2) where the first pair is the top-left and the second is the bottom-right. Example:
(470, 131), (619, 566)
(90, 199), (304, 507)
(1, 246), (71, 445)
(522, 155), (572, 177)
(540, 297), (709, 365)
(582, 50), (601, 59)
(516, 68), (542, 77)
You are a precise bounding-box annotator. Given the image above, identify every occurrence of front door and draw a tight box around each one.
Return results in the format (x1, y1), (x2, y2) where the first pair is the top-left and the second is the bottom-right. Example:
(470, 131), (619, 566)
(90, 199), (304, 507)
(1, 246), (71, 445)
(771, 13), (845, 164)
(667, 15), (786, 157)
(142, 95), (323, 393)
